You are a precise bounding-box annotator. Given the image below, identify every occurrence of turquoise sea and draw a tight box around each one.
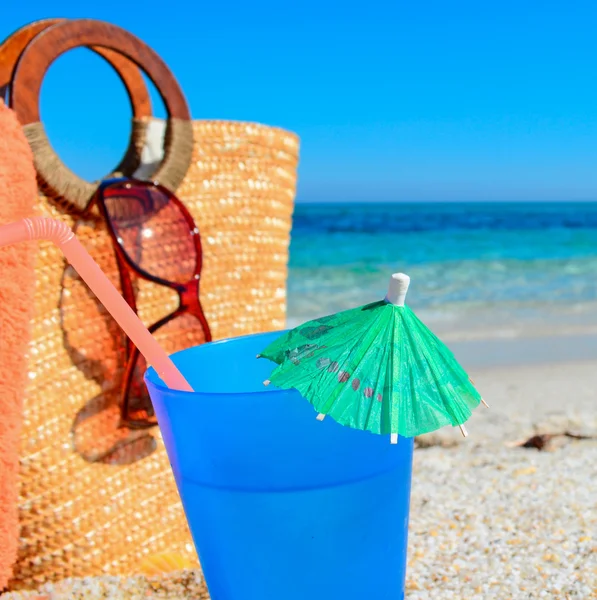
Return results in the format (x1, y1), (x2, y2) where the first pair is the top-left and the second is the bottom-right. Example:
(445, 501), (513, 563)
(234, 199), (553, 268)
(286, 202), (597, 340)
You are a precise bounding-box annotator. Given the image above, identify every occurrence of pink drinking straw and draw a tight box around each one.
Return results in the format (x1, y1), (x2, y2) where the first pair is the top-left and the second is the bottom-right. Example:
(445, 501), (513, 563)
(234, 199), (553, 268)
(0, 216), (193, 392)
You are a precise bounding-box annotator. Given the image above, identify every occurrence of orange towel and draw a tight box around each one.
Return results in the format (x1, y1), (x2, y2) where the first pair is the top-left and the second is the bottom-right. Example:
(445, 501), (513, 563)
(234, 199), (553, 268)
(0, 100), (36, 590)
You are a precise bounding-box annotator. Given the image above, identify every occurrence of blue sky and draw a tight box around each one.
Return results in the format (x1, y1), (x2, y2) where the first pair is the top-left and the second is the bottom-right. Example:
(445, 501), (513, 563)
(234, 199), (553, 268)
(4, 1), (597, 202)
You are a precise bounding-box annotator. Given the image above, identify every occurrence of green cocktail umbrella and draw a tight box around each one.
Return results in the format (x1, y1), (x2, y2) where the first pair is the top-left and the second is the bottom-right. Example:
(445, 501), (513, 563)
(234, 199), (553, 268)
(258, 273), (487, 442)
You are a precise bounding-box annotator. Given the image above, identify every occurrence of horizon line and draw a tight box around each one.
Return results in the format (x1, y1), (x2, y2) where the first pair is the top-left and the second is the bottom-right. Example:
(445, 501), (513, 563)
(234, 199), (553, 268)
(295, 198), (597, 204)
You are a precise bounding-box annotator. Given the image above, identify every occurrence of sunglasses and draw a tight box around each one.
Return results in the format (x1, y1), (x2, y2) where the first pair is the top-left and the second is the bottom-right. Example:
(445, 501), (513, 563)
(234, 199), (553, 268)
(90, 178), (212, 428)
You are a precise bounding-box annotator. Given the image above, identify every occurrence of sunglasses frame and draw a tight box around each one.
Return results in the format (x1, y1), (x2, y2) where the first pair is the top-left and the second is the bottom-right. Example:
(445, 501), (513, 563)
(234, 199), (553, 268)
(90, 177), (212, 428)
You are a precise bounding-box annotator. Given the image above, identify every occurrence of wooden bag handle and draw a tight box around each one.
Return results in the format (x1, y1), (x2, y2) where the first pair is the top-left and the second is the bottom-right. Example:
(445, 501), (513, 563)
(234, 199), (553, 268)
(0, 19), (153, 182)
(0, 19), (151, 117)
(10, 19), (193, 211)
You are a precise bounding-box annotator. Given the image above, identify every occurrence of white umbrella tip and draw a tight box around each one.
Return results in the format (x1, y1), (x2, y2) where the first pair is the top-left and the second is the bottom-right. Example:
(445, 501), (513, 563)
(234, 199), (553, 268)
(391, 272), (410, 285)
(386, 273), (410, 306)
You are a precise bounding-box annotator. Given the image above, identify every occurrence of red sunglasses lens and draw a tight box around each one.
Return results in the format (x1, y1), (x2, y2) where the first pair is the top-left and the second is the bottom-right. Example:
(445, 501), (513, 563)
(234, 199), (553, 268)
(102, 182), (198, 285)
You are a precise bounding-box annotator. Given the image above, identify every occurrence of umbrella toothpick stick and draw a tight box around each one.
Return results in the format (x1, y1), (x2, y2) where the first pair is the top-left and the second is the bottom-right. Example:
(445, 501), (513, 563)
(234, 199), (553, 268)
(481, 398), (489, 408)
(386, 274), (408, 445)
(316, 413), (326, 421)
(459, 424), (469, 437)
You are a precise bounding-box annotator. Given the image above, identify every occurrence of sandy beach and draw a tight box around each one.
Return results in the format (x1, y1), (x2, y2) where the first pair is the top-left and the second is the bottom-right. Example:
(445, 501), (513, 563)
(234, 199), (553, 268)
(1, 333), (595, 599)
(408, 351), (597, 599)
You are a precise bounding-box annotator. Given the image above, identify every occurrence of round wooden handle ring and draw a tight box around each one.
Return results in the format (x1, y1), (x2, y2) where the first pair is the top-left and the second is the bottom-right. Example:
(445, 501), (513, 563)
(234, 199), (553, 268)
(0, 19), (152, 117)
(10, 19), (193, 210)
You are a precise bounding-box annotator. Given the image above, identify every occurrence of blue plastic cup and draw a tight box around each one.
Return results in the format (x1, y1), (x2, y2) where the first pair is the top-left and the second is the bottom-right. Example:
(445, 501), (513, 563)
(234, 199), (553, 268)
(145, 330), (414, 600)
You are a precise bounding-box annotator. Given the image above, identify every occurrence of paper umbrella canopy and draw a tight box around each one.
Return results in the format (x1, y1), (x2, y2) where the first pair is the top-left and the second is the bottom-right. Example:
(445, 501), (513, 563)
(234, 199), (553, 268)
(258, 273), (487, 442)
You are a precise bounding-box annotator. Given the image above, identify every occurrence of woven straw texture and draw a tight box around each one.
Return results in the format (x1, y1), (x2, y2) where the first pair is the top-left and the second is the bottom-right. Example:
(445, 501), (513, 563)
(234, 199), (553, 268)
(178, 120), (299, 339)
(10, 119), (299, 591)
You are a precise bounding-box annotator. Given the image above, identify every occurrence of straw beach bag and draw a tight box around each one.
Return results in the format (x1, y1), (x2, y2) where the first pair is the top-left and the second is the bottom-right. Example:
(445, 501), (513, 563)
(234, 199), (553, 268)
(2, 18), (298, 591)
